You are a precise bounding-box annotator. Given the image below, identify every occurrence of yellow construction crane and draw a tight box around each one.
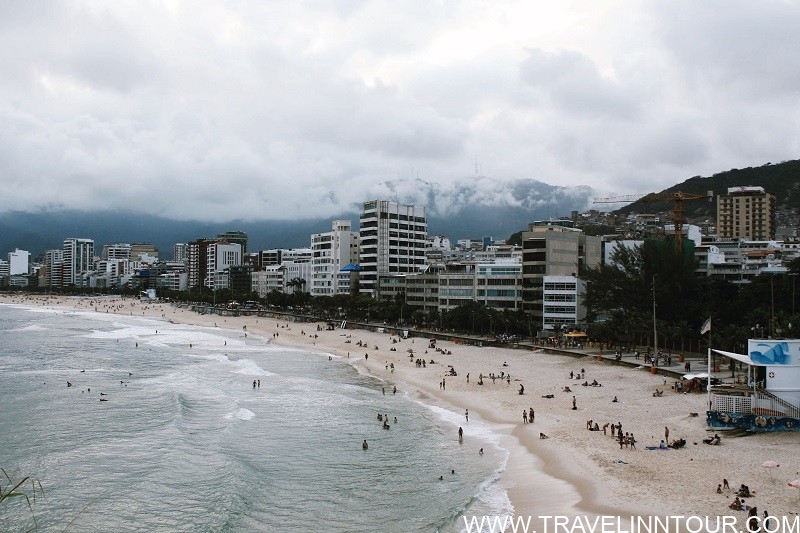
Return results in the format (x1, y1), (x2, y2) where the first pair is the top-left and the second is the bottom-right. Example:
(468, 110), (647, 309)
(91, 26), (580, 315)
(593, 190), (714, 253)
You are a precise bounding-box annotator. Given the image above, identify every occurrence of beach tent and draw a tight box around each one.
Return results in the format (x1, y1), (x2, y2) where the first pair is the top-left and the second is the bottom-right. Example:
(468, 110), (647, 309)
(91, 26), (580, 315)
(682, 373), (710, 380)
(712, 349), (765, 366)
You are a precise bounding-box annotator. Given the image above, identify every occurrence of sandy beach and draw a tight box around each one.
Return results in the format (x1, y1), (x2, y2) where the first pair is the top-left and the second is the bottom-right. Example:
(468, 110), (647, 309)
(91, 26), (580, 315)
(6, 294), (800, 529)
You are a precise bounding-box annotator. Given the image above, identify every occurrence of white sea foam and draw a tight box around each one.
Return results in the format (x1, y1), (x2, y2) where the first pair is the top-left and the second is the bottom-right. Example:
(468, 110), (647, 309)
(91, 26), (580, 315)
(230, 358), (274, 377)
(421, 402), (513, 524)
(423, 403), (504, 449)
(6, 323), (47, 332)
(225, 407), (255, 421)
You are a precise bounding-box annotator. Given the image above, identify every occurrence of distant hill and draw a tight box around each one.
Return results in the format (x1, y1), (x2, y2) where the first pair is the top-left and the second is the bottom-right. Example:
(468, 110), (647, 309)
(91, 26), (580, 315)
(0, 178), (598, 257)
(613, 159), (800, 219)
(4, 160), (797, 258)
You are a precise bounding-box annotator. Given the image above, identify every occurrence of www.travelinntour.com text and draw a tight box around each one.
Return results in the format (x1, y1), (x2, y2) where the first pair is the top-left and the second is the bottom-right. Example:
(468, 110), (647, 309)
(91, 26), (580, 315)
(462, 514), (800, 533)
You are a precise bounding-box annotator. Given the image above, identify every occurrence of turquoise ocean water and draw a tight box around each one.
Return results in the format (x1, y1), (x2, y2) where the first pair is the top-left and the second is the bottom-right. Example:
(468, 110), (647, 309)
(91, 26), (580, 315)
(0, 302), (511, 532)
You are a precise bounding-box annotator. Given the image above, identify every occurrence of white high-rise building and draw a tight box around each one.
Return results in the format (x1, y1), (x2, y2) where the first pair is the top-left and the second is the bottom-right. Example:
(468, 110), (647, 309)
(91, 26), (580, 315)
(311, 220), (359, 296)
(8, 249), (30, 275)
(359, 200), (427, 297)
(63, 238), (94, 286)
(205, 242), (242, 289)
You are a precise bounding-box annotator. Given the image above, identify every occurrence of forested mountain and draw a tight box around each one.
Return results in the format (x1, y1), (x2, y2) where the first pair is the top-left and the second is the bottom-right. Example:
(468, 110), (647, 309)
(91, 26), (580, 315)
(613, 159), (800, 219)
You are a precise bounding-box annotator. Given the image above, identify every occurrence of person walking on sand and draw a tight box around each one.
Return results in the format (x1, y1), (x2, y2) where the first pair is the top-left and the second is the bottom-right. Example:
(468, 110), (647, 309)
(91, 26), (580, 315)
(458, 426), (463, 443)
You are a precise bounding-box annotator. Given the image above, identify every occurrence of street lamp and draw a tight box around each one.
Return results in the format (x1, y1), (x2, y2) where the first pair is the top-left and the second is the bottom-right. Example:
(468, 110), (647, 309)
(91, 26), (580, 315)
(770, 274), (775, 338)
(652, 274), (658, 356)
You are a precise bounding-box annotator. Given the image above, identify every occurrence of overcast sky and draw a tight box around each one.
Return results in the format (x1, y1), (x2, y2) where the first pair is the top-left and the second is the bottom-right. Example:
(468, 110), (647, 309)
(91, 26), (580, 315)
(2, 1), (798, 221)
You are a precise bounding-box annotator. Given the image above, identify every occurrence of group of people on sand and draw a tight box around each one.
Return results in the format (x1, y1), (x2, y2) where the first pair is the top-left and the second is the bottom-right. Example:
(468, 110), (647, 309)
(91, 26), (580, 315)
(724, 480), (768, 523)
(522, 407), (534, 423)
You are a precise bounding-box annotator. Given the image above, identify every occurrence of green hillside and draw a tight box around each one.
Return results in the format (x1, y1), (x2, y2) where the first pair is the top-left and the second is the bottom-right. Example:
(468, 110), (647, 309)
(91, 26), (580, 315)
(614, 158), (800, 218)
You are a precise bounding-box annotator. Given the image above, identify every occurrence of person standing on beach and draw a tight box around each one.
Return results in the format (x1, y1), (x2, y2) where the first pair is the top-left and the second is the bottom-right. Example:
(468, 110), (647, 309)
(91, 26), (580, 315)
(664, 426), (669, 443)
(443, 377), (446, 390)
(523, 410), (528, 423)
(572, 396), (577, 410)
(458, 426), (463, 443)
(529, 407), (534, 422)
(465, 409), (469, 422)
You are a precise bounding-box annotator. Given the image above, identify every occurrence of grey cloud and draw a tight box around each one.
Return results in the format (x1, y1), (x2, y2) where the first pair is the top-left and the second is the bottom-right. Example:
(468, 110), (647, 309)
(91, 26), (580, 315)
(0, 2), (797, 222)
(653, 1), (800, 98)
(519, 49), (641, 120)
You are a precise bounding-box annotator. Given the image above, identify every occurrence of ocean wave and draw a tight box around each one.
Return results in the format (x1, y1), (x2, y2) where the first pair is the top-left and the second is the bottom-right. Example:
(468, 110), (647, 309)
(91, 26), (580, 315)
(422, 404), (504, 449)
(5, 323), (48, 332)
(230, 358), (274, 377)
(224, 407), (255, 421)
(418, 403), (514, 530)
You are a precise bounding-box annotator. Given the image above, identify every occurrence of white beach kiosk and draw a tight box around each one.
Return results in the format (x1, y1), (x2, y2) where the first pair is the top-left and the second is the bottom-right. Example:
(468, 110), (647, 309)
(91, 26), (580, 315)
(707, 339), (800, 431)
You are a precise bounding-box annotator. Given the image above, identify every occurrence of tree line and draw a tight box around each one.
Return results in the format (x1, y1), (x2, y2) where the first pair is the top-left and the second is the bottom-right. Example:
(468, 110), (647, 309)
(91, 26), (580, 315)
(7, 242), (798, 351)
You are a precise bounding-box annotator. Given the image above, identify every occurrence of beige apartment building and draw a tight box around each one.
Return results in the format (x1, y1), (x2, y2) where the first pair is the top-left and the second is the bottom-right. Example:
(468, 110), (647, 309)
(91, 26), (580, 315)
(716, 186), (776, 240)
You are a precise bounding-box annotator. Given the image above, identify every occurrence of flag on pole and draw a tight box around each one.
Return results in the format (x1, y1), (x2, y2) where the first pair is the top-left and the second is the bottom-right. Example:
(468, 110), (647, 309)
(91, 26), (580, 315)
(700, 317), (711, 335)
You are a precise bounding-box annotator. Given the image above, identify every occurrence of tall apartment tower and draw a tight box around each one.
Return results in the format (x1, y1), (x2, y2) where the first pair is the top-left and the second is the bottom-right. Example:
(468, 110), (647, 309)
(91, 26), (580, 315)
(217, 231), (248, 255)
(205, 241), (242, 289)
(716, 186), (776, 240)
(173, 243), (188, 263)
(102, 243), (132, 261)
(311, 220), (359, 296)
(44, 249), (64, 287)
(187, 238), (215, 289)
(359, 200), (427, 297)
(8, 249), (30, 276)
(520, 225), (601, 323)
(62, 238), (94, 286)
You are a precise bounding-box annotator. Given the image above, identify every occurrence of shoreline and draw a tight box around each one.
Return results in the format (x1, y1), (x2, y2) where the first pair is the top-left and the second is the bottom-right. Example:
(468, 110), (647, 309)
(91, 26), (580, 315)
(5, 294), (800, 525)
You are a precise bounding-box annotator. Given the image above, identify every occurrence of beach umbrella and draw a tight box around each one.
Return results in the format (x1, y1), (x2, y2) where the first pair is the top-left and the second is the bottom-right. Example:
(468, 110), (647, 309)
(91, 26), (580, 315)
(762, 461), (780, 480)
